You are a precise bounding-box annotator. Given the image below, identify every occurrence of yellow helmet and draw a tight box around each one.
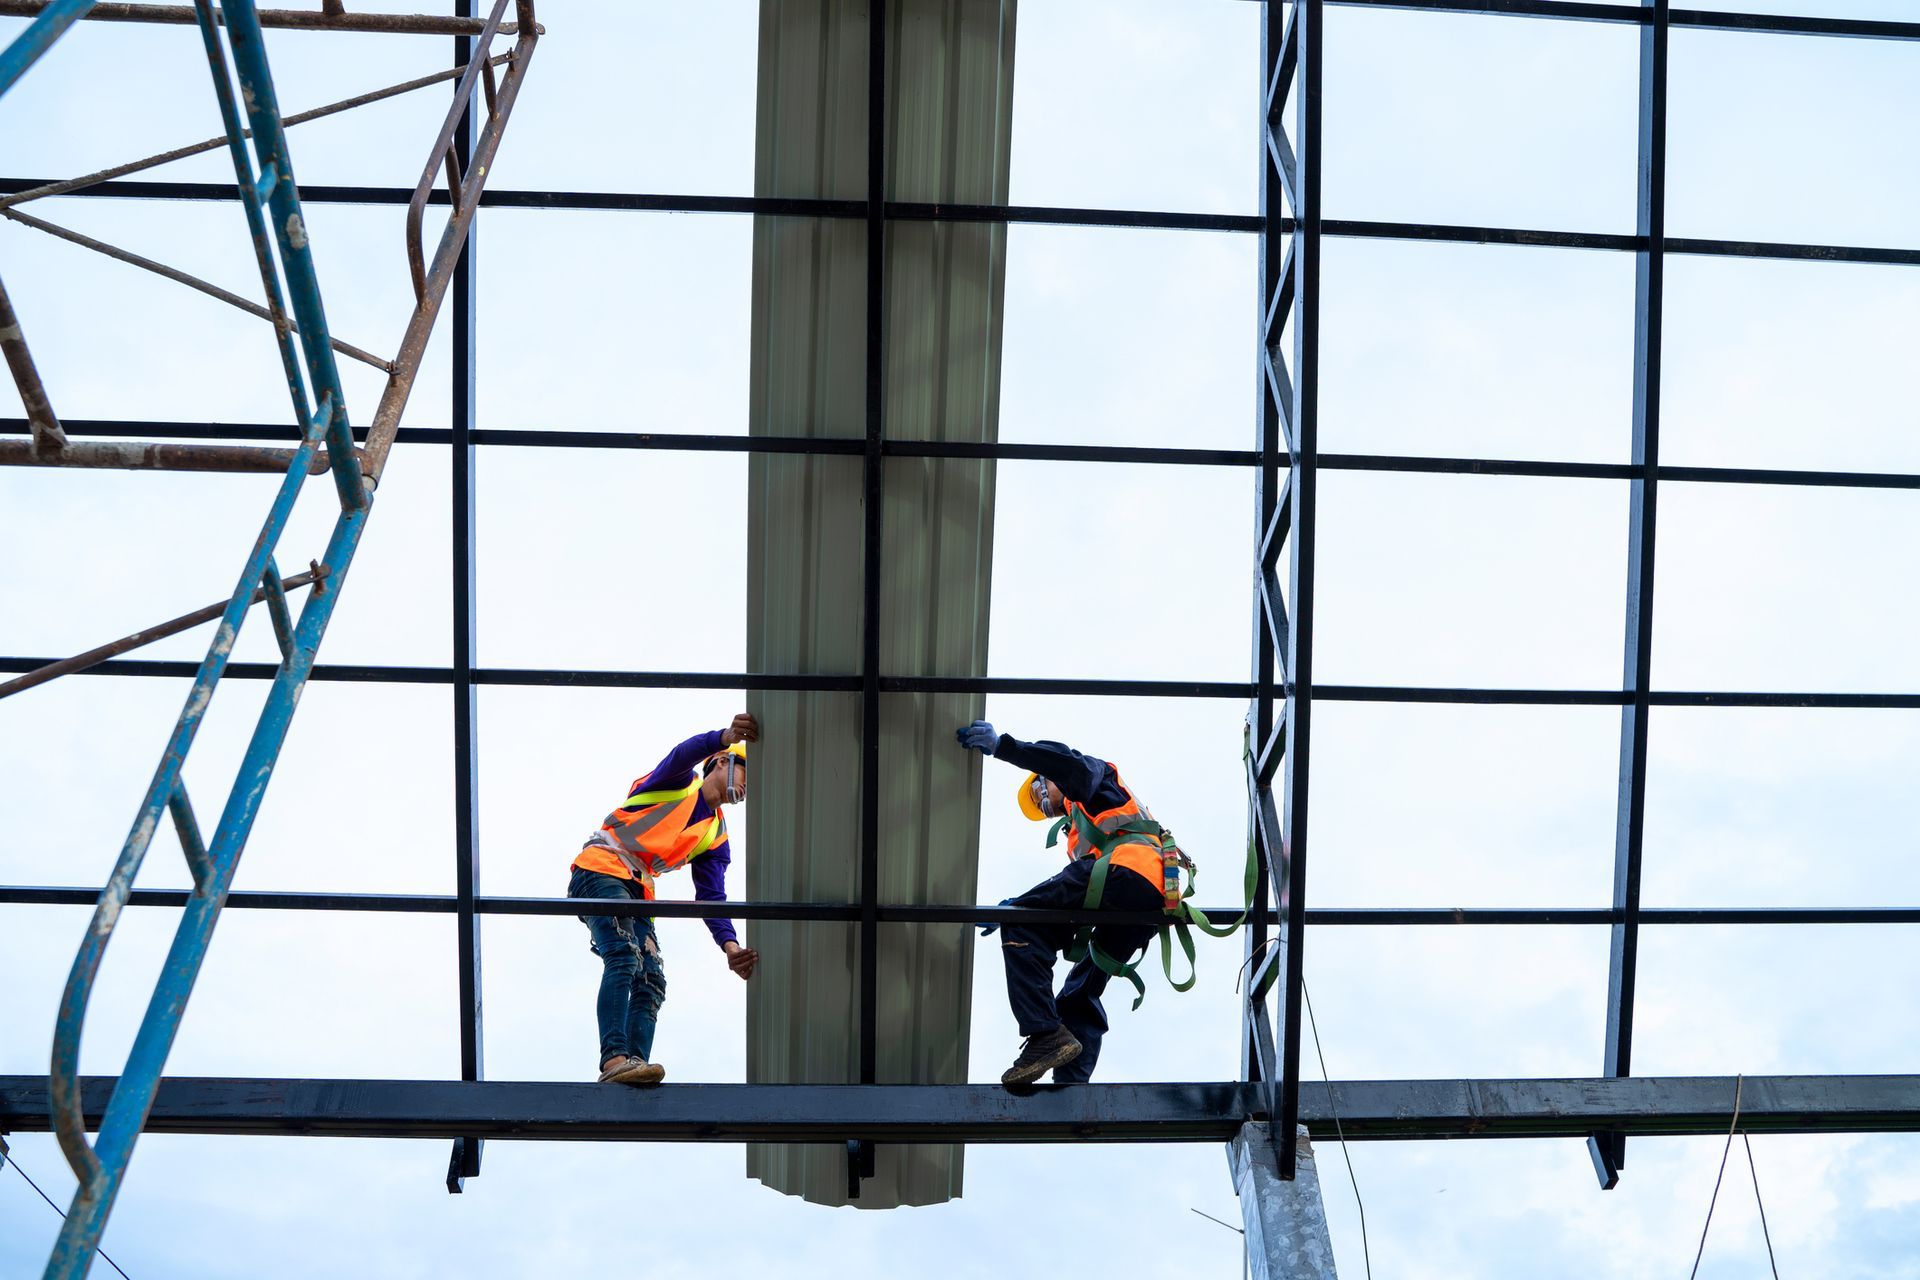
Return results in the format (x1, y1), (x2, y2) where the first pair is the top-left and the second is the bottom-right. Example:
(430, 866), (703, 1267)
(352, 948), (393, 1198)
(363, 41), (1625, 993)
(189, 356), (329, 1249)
(705, 740), (748, 774)
(1016, 772), (1046, 822)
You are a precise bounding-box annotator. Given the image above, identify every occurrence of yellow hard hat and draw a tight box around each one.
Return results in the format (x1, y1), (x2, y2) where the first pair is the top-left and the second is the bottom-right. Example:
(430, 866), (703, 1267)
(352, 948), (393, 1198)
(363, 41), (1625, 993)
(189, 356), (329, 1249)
(1016, 772), (1046, 822)
(726, 740), (747, 761)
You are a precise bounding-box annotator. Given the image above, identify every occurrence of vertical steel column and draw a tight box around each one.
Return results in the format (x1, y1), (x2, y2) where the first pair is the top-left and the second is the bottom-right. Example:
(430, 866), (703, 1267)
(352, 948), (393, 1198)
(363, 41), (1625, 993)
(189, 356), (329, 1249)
(1591, 0), (1668, 1192)
(1243, 0), (1291, 1101)
(848, 0), (888, 1200)
(857, 0), (887, 1089)
(447, 0), (485, 1193)
(1229, 1124), (1339, 1280)
(1275, 0), (1323, 1182)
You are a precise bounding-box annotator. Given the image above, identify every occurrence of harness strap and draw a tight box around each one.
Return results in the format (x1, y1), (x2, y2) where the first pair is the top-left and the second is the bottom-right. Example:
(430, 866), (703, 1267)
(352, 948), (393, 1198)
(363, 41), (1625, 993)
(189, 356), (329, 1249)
(1053, 732), (1265, 1008)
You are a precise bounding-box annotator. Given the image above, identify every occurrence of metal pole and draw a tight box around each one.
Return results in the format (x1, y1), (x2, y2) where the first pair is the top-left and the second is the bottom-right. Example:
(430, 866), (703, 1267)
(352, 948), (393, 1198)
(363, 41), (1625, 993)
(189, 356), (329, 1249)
(448, 0), (485, 1194)
(0, 56), (511, 211)
(1592, 0), (1668, 1192)
(0, 275), (67, 450)
(1230, 1124), (1339, 1279)
(0, 0), (96, 97)
(1275, 0), (1324, 1182)
(846, 0), (888, 1201)
(0, 0), (531, 35)
(0, 567), (326, 701)
(1, 207), (392, 372)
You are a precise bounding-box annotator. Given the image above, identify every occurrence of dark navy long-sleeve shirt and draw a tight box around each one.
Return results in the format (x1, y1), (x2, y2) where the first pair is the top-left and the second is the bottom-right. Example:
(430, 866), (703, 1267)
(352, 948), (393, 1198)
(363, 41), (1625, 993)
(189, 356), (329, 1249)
(991, 734), (1129, 813)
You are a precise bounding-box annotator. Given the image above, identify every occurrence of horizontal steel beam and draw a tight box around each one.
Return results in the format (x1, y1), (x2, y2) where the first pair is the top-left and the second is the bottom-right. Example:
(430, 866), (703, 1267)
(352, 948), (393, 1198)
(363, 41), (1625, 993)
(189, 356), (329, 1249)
(1326, 0), (1920, 42)
(1312, 686), (1920, 709)
(0, 657), (1255, 698)
(1, 418), (1261, 467)
(6, 886), (1916, 928)
(5, 178), (1916, 267)
(3, 1074), (1916, 1143)
(13, 656), (1920, 711)
(24, 420), (1920, 494)
(0, 178), (1250, 234)
(0, 1077), (1255, 1143)
(1314, 1074), (1920, 1139)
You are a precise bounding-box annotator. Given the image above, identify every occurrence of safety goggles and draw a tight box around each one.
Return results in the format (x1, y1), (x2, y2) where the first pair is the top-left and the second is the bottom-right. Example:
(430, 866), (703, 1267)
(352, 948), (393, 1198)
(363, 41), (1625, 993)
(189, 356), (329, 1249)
(1030, 774), (1059, 819)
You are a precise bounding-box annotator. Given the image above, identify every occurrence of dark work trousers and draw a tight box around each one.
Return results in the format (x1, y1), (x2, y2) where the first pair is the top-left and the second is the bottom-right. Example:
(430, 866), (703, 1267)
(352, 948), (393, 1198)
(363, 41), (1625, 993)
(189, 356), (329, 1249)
(1001, 856), (1163, 1083)
(569, 865), (667, 1064)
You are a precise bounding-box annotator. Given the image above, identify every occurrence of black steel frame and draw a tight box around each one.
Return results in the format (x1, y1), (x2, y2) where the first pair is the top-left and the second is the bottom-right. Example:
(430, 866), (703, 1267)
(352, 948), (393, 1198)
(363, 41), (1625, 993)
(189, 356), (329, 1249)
(9, 1073), (1920, 1143)
(6, 0), (1920, 1205)
(448, 0), (485, 1194)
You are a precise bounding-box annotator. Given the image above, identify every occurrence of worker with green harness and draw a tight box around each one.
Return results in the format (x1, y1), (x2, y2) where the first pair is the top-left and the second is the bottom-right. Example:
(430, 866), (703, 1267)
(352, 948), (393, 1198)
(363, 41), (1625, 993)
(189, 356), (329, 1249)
(957, 720), (1211, 1089)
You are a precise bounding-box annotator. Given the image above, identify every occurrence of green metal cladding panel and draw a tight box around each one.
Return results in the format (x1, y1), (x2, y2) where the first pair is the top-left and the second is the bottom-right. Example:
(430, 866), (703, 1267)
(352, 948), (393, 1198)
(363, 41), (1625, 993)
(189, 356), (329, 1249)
(745, 0), (1016, 1209)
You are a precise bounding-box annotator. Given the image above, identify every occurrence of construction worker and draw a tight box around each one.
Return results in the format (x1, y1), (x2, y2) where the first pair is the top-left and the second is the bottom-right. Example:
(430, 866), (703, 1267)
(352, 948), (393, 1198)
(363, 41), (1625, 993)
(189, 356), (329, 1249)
(569, 714), (761, 1086)
(956, 719), (1169, 1089)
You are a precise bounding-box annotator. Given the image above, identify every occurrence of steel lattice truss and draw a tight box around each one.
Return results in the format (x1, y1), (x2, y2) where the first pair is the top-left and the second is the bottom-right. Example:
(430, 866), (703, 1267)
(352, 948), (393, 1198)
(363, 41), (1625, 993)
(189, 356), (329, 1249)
(5, 0), (1920, 1242)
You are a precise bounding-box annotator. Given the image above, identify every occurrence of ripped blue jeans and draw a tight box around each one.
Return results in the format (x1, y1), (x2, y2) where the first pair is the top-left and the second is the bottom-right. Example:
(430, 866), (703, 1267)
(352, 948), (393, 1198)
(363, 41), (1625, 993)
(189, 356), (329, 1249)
(569, 865), (667, 1063)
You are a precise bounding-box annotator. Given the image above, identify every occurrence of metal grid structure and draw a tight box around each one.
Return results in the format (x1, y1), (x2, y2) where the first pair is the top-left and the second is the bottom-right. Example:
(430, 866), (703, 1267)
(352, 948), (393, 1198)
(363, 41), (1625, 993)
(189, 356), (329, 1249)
(7, 0), (1920, 1267)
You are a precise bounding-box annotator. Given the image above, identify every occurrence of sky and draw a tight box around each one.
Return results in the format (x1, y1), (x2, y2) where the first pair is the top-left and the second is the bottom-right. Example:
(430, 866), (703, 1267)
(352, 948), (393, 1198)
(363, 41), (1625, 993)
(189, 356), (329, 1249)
(3, 0), (1920, 1276)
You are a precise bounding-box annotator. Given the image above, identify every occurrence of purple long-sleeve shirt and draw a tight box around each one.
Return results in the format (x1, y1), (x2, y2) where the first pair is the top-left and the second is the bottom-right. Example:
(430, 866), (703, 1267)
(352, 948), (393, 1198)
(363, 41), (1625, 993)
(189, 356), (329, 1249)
(581, 728), (738, 947)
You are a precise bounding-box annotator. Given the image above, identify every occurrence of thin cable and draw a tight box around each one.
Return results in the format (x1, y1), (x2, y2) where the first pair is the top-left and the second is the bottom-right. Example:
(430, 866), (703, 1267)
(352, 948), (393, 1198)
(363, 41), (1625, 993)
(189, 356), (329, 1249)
(1688, 1073), (1746, 1280)
(8, 1157), (133, 1280)
(1303, 978), (1372, 1280)
(1743, 1134), (1781, 1279)
(1189, 1206), (1245, 1235)
(1234, 935), (1281, 994)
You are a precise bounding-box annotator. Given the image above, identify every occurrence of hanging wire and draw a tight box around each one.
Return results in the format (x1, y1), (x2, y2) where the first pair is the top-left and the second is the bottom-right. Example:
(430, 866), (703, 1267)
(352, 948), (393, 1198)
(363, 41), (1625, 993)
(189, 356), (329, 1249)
(1190, 1206), (1245, 1235)
(1303, 978), (1373, 1280)
(1688, 1074), (1746, 1280)
(8, 1156), (134, 1280)
(1234, 936), (1282, 994)
(1742, 1134), (1782, 1279)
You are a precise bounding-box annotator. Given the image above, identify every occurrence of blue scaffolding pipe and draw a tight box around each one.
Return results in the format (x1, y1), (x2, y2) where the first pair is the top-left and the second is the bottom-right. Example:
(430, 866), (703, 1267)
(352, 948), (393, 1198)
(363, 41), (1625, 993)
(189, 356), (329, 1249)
(20, 2), (375, 1274)
(0, 0), (96, 97)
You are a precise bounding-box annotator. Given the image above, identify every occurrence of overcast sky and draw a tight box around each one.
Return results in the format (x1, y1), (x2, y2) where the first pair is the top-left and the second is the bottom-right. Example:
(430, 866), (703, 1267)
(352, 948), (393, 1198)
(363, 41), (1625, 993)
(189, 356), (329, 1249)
(4, 1), (1920, 1277)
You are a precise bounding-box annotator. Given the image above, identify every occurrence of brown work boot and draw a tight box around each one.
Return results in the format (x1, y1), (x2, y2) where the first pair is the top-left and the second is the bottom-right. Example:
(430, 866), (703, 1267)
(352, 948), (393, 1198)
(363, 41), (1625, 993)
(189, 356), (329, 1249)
(1000, 1027), (1082, 1090)
(598, 1055), (667, 1086)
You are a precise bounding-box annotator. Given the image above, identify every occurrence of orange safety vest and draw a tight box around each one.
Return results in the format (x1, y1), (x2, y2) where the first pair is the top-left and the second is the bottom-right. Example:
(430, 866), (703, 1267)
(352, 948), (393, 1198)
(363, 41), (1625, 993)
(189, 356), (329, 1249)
(574, 770), (727, 899)
(1058, 768), (1166, 890)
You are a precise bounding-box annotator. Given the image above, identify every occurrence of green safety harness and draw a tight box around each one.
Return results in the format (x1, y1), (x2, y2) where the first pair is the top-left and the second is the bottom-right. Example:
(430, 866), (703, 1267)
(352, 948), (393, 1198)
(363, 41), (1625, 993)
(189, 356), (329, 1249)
(1050, 748), (1260, 1010)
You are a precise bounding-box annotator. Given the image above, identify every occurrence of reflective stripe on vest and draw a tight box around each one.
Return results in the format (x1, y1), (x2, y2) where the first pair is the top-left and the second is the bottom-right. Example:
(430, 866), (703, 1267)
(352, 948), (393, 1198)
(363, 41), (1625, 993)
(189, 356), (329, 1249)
(623, 779), (699, 809)
(594, 770), (726, 884)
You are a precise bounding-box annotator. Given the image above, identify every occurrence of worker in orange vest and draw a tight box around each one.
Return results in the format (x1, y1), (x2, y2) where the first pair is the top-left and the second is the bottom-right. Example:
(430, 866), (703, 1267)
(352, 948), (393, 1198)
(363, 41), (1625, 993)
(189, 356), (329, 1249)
(569, 713), (761, 1086)
(957, 719), (1170, 1088)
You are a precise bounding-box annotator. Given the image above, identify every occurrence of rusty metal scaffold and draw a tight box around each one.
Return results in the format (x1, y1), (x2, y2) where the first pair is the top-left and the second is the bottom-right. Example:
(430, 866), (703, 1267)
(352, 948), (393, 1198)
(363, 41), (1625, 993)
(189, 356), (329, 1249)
(0, 2), (538, 1275)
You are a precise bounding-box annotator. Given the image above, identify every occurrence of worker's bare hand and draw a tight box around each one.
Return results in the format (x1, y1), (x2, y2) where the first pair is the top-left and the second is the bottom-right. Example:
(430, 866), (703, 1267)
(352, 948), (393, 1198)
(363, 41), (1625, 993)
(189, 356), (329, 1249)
(722, 712), (759, 747)
(722, 940), (759, 980)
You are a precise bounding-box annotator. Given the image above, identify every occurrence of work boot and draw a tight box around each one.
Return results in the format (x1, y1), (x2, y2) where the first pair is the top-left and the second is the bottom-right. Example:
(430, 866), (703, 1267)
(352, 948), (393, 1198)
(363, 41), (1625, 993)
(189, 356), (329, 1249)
(598, 1055), (666, 1086)
(1000, 1027), (1082, 1089)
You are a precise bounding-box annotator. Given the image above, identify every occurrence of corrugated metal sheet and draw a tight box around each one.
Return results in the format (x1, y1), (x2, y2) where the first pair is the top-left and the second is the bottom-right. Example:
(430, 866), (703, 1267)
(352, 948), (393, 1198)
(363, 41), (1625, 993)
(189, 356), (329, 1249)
(744, 0), (1016, 1209)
